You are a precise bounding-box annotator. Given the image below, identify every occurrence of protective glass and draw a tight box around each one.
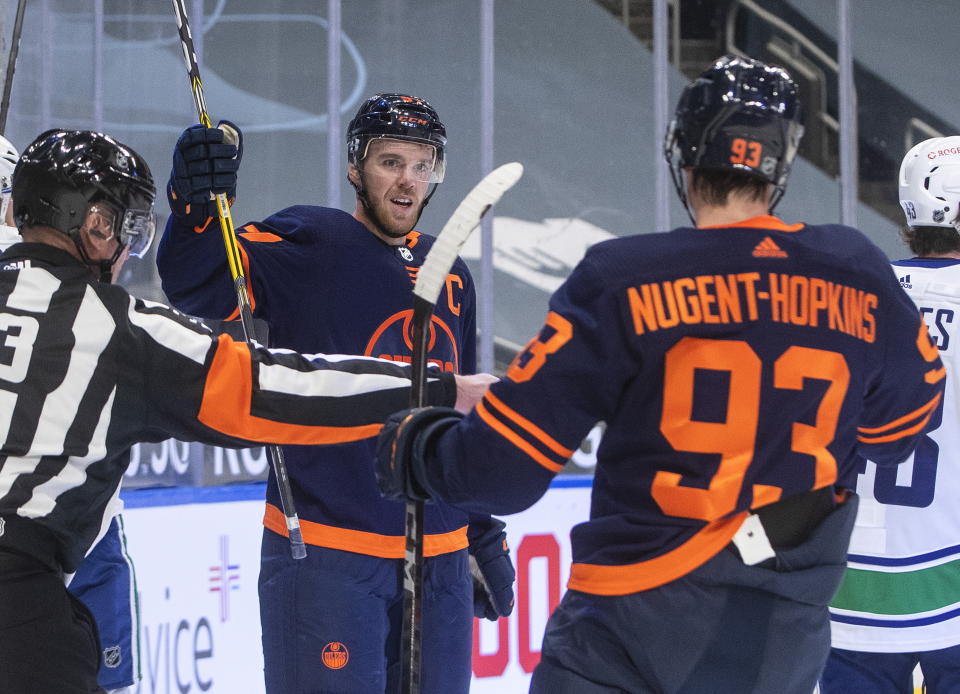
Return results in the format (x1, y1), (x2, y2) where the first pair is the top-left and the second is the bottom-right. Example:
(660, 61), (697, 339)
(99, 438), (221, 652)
(0, 187), (11, 226)
(361, 136), (446, 183)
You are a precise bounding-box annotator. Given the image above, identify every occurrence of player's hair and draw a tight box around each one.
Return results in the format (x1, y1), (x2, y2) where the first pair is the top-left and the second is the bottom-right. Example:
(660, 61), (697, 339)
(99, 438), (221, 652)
(688, 168), (769, 207)
(901, 225), (960, 257)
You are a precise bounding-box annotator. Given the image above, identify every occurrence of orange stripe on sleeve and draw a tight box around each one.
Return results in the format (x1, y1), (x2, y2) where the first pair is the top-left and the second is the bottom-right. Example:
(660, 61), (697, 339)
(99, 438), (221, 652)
(239, 228), (283, 243)
(857, 392), (941, 435)
(476, 401), (565, 473)
(857, 410), (936, 445)
(567, 512), (747, 595)
(263, 504), (468, 557)
(483, 391), (575, 458)
(925, 367), (946, 384)
(198, 334), (383, 444)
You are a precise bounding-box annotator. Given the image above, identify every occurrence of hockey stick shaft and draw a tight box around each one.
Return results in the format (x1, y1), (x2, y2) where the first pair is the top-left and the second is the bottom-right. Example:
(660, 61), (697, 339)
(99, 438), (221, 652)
(0, 0), (27, 135)
(401, 161), (524, 694)
(170, 0), (307, 560)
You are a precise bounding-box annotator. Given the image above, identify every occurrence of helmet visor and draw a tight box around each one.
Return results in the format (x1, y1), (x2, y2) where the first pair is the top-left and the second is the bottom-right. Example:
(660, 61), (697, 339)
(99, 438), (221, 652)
(0, 185), (11, 226)
(120, 208), (156, 257)
(360, 136), (445, 183)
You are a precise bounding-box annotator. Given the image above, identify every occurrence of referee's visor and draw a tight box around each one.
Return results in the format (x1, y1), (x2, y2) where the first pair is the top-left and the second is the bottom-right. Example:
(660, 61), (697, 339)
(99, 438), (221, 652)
(120, 208), (156, 258)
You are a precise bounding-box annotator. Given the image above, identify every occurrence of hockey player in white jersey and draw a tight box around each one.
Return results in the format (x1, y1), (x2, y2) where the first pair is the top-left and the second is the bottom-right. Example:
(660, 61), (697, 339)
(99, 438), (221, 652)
(0, 135), (17, 239)
(822, 136), (960, 692)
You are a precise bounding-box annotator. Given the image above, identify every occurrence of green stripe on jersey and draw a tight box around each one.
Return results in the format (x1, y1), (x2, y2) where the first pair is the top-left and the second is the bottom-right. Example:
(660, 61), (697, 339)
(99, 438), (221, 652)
(831, 559), (960, 614)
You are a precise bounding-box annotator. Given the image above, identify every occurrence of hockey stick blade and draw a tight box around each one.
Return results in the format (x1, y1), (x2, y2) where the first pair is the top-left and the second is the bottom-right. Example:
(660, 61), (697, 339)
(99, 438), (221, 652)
(413, 161), (523, 307)
(400, 161), (523, 694)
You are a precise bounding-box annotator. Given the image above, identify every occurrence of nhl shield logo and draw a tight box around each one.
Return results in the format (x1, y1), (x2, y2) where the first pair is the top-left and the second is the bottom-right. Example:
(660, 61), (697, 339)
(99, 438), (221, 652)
(398, 246), (413, 262)
(0, 517), (4, 537)
(103, 645), (122, 668)
(321, 641), (349, 670)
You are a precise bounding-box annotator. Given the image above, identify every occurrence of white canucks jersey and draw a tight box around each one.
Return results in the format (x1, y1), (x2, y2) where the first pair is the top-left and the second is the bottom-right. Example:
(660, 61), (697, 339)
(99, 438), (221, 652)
(0, 224), (19, 252)
(830, 258), (960, 652)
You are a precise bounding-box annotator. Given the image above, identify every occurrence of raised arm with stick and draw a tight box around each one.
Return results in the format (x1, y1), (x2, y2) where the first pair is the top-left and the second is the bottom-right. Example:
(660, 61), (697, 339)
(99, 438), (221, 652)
(169, 0), (306, 560)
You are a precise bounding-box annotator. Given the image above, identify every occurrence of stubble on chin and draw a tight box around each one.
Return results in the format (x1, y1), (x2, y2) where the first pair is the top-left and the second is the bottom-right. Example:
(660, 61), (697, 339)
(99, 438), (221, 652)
(373, 201), (424, 239)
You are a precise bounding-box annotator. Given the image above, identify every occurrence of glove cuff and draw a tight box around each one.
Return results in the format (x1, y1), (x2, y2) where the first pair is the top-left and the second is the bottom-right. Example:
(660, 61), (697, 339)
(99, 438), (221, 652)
(167, 178), (214, 227)
(379, 406), (464, 503)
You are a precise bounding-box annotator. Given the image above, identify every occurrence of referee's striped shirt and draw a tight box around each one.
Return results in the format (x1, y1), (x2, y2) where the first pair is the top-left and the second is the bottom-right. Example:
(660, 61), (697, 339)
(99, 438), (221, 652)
(0, 242), (454, 573)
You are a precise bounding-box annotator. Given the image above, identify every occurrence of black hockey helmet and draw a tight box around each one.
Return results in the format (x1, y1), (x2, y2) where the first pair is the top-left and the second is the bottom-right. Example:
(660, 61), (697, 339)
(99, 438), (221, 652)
(664, 54), (804, 212)
(347, 93), (447, 182)
(13, 129), (156, 258)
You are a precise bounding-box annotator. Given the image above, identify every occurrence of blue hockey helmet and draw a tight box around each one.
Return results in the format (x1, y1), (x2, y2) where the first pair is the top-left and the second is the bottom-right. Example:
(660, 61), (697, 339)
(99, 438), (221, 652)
(665, 54), (804, 212)
(347, 93), (447, 183)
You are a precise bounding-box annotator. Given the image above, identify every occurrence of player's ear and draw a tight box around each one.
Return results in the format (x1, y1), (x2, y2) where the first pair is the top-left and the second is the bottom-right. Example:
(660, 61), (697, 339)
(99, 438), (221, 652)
(347, 163), (360, 187)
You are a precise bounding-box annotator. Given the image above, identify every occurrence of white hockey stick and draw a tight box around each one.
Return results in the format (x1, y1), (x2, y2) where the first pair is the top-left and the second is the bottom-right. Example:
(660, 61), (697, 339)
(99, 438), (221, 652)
(413, 161), (524, 308)
(401, 161), (524, 694)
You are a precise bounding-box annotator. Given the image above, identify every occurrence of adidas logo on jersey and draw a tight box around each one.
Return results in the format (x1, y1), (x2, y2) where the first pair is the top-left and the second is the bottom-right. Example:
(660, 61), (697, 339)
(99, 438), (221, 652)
(899, 274), (913, 289)
(752, 236), (788, 258)
(0, 259), (30, 271)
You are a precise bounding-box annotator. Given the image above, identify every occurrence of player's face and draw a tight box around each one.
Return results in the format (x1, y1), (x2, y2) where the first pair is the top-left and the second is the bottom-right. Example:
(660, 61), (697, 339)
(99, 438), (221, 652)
(353, 139), (434, 242)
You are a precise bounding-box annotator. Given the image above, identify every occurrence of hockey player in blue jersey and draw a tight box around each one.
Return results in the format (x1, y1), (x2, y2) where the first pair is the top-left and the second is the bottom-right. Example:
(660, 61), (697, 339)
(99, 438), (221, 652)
(821, 137), (960, 693)
(374, 56), (946, 694)
(156, 94), (513, 694)
(0, 128), (489, 694)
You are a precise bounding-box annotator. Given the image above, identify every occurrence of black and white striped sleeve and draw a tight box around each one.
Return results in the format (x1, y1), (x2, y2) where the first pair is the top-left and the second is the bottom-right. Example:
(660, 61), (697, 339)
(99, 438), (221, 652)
(125, 297), (456, 446)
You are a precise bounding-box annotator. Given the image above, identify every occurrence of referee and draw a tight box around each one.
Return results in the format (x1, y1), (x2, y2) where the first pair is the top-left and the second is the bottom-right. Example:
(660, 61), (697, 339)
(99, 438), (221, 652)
(0, 129), (490, 694)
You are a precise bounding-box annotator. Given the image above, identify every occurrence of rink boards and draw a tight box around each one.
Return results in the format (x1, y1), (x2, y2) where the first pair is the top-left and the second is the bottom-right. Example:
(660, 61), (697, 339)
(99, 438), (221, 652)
(120, 477), (593, 693)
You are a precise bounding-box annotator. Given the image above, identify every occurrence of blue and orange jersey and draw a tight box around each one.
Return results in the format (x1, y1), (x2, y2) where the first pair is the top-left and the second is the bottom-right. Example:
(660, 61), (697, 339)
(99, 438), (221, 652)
(0, 242), (456, 573)
(425, 216), (945, 595)
(156, 205), (477, 557)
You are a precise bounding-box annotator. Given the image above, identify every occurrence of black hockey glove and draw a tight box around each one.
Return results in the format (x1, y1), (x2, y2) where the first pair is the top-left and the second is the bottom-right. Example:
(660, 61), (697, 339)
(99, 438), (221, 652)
(375, 406), (464, 504)
(468, 518), (515, 620)
(168, 120), (243, 227)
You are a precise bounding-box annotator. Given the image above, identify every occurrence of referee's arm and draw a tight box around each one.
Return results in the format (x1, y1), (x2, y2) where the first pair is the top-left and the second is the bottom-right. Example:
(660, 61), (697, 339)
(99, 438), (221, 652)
(126, 296), (456, 448)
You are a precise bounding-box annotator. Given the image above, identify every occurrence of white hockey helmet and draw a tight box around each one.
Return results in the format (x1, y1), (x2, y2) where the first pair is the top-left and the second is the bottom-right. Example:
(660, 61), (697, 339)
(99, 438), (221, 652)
(0, 135), (19, 225)
(899, 136), (960, 229)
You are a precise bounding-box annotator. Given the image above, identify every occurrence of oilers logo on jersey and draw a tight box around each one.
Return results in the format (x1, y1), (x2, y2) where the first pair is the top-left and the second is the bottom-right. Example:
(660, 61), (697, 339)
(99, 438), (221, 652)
(364, 309), (460, 372)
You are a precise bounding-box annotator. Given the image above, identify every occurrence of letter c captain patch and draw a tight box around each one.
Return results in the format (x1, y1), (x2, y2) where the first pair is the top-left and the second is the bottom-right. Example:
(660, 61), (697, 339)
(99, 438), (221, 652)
(322, 641), (350, 670)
